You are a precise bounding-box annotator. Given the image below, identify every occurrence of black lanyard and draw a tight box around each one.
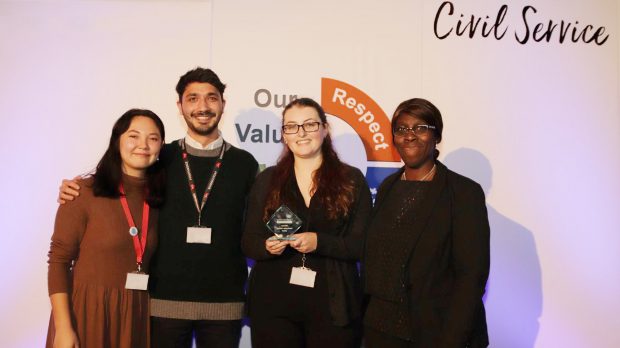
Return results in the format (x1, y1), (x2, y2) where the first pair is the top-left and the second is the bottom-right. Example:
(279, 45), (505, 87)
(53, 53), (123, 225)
(180, 140), (226, 226)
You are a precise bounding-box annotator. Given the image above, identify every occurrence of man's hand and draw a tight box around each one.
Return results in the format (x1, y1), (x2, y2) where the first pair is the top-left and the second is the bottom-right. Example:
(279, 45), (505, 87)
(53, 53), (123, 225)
(57, 176), (81, 204)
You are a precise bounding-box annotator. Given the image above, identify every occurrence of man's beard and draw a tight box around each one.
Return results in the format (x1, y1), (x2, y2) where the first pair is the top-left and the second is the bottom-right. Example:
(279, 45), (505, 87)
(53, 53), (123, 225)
(187, 110), (219, 136)
(189, 122), (218, 136)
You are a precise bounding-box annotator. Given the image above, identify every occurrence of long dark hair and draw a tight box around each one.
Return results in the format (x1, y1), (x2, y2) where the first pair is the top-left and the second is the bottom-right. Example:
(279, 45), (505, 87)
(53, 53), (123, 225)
(92, 109), (166, 207)
(263, 98), (356, 221)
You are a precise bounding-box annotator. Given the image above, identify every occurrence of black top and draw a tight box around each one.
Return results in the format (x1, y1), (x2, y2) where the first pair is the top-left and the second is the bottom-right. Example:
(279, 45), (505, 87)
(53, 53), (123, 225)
(245, 188), (331, 320)
(364, 161), (490, 348)
(149, 140), (258, 303)
(364, 179), (431, 340)
(242, 164), (373, 326)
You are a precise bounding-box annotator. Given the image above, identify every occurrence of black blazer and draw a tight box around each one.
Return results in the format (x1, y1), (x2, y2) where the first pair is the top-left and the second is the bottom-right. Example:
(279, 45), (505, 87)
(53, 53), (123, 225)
(365, 161), (490, 347)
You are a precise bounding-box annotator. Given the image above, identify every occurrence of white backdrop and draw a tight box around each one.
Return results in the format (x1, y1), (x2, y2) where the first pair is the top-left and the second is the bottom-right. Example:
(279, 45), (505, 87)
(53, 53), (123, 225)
(0, 0), (618, 347)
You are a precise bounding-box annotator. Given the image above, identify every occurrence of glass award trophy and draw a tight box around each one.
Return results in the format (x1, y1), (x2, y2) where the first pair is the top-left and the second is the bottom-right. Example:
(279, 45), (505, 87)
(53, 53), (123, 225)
(266, 205), (302, 240)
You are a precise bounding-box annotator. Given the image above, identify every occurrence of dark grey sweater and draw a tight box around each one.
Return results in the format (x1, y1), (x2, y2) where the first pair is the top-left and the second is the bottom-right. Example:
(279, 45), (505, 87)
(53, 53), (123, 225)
(149, 140), (258, 304)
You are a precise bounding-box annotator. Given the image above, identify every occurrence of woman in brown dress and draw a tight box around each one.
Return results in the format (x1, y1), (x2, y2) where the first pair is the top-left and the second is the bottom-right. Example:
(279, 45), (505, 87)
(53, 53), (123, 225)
(47, 109), (166, 348)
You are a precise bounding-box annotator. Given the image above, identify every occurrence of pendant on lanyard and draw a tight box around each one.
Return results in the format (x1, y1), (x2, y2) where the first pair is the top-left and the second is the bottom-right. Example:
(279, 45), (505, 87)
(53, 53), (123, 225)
(119, 184), (151, 290)
(181, 140), (225, 245)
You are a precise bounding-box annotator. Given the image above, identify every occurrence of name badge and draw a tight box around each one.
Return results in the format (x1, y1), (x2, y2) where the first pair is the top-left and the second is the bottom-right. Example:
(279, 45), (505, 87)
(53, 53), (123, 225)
(187, 226), (212, 244)
(125, 272), (149, 290)
(289, 267), (316, 288)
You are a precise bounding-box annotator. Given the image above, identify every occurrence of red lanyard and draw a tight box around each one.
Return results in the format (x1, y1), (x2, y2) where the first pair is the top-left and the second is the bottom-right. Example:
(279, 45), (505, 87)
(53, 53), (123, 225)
(119, 184), (149, 271)
(180, 140), (225, 226)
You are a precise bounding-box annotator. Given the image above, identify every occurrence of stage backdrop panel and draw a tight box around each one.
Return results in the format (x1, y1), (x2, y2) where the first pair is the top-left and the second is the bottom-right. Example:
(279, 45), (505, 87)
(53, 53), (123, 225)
(211, 1), (620, 347)
(422, 1), (619, 347)
(0, 0), (618, 347)
(0, 1), (213, 347)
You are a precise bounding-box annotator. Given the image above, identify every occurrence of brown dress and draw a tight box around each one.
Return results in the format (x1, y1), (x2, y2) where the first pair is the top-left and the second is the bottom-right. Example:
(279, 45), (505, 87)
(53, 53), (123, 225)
(46, 175), (158, 348)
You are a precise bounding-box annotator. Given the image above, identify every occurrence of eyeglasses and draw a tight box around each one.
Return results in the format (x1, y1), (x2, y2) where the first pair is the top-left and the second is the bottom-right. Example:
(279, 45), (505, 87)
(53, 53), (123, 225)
(282, 121), (323, 134)
(393, 124), (436, 137)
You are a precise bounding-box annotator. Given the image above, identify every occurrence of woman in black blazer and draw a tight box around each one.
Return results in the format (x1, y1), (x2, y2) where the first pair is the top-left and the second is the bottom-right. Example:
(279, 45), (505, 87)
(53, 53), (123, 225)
(363, 98), (490, 348)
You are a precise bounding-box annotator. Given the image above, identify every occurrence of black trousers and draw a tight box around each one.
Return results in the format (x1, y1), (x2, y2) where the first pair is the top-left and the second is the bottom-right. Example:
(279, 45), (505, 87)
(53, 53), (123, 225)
(363, 326), (418, 348)
(250, 315), (361, 348)
(151, 317), (242, 348)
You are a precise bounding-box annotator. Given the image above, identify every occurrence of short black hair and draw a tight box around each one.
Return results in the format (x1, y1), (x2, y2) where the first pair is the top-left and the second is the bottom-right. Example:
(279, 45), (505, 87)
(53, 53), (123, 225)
(175, 67), (226, 101)
(391, 98), (443, 159)
(391, 98), (443, 143)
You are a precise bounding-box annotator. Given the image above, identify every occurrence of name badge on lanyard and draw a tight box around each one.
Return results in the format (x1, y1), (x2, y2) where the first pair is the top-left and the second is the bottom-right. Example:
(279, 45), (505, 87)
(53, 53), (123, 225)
(187, 226), (212, 244)
(126, 272), (149, 290)
(289, 254), (316, 288)
(119, 184), (150, 291)
(181, 140), (226, 245)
